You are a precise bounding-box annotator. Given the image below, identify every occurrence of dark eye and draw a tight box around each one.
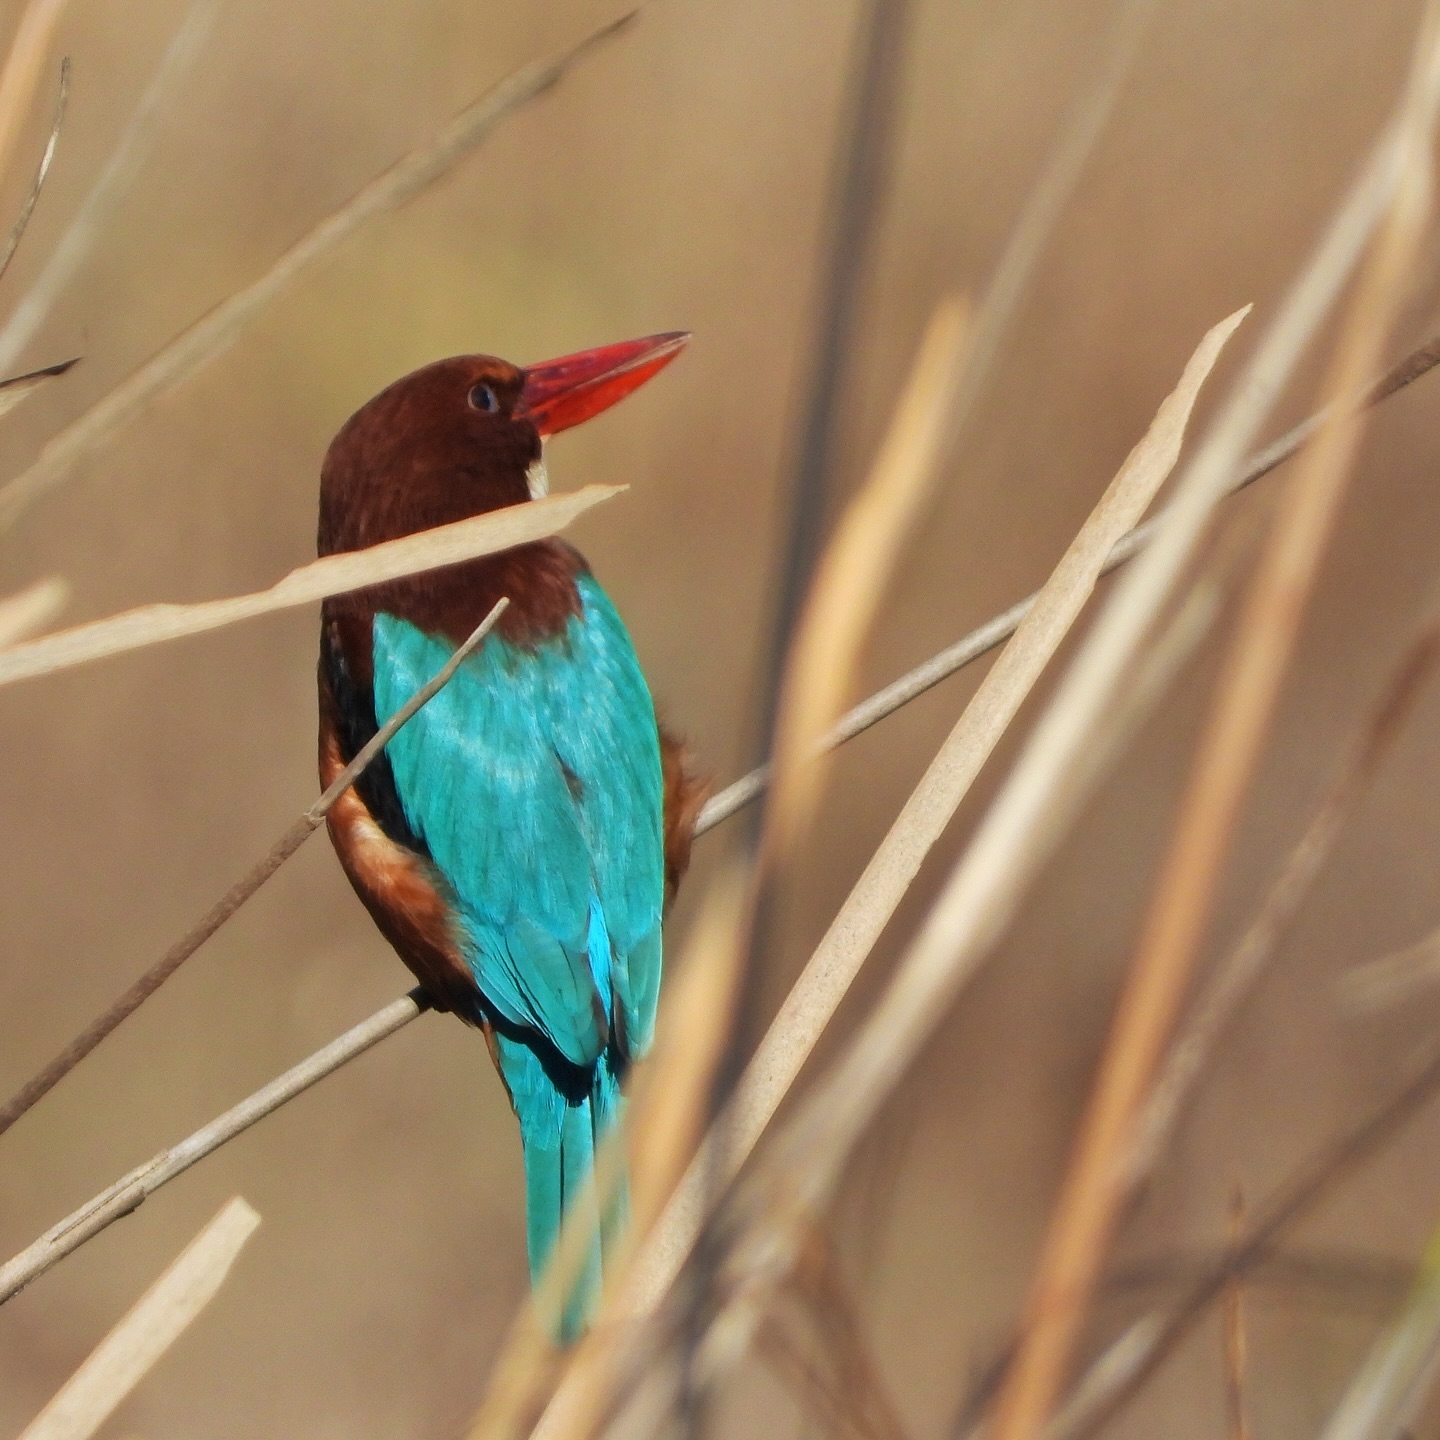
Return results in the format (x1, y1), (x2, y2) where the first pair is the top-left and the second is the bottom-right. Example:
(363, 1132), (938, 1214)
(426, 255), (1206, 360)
(469, 382), (499, 414)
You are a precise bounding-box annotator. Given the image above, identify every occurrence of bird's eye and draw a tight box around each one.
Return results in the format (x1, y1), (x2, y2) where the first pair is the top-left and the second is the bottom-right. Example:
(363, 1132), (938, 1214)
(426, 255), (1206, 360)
(469, 382), (500, 414)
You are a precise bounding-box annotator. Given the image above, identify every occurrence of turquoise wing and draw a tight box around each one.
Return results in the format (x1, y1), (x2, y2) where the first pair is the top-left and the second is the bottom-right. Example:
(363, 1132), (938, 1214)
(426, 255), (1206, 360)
(370, 574), (666, 1064)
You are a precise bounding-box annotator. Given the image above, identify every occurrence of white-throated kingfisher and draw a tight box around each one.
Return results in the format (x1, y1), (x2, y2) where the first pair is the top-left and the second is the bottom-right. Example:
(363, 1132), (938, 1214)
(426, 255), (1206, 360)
(315, 333), (705, 1339)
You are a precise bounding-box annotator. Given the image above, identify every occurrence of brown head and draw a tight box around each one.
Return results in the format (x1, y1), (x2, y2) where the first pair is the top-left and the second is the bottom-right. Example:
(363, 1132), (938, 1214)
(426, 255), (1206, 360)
(316, 333), (688, 655)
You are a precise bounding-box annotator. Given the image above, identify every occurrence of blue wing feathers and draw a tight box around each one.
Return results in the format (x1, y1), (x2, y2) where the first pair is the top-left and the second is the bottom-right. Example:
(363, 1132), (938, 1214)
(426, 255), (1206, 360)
(371, 574), (662, 1331)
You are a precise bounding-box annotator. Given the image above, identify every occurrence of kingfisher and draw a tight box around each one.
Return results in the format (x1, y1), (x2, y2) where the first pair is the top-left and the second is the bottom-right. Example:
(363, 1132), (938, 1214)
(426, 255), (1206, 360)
(315, 333), (705, 1339)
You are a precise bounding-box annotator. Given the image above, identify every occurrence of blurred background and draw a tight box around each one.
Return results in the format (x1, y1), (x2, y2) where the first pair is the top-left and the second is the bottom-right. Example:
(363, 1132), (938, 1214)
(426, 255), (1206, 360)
(3, 1), (1440, 1436)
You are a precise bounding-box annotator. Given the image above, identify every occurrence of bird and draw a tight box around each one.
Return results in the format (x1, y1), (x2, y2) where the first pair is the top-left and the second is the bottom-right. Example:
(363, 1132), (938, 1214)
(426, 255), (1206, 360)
(314, 332), (706, 1340)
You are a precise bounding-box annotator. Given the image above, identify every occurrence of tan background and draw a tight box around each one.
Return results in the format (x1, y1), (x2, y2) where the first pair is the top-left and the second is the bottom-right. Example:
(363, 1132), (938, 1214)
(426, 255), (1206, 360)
(4, 1), (1440, 1436)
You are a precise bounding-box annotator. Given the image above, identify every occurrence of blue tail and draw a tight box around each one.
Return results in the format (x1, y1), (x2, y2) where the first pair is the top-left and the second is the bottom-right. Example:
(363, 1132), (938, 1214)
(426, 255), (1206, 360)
(495, 1034), (627, 1344)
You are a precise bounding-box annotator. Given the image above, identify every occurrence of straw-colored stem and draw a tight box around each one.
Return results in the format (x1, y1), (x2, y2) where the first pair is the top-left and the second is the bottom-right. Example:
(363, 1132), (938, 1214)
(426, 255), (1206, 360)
(0, 485), (613, 688)
(16, 1197), (259, 1440)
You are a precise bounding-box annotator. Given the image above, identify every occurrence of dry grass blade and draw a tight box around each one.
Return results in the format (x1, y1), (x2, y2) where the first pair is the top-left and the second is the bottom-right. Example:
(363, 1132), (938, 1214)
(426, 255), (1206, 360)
(0, 573), (65, 648)
(0, 55), (67, 286)
(0, 485), (615, 688)
(0, 0), (71, 209)
(1317, 1213), (1440, 1440)
(989, 12), (1440, 1438)
(0, 0), (221, 374)
(1127, 612), (1440, 1182)
(0, 600), (506, 1139)
(16, 1196), (259, 1440)
(632, 305), (1246, 1316)
(0, 9), (641, 531)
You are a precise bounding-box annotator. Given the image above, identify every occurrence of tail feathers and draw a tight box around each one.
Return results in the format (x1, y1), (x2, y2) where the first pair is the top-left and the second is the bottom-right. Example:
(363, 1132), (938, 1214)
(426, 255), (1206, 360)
(497, 1036), (627, 1344)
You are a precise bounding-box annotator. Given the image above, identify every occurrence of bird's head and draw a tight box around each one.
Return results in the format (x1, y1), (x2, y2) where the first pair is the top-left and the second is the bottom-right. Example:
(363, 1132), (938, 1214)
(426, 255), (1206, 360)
(318, 331), (689, 553)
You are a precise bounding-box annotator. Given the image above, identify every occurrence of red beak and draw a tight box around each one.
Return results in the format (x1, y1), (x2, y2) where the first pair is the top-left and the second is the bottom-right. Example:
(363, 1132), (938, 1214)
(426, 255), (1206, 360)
(519, 331), (689, 437)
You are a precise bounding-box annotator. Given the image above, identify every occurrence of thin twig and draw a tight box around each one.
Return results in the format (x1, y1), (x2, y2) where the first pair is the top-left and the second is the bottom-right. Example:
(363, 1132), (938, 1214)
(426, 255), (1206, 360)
(0, 485), (611, 688)
(0, 55), (66, 287)
(0, 2), (221, 374)
(990, 15), (1440, 1435)
(0, 599), (507, 1139)
(0, 994), (419, 1305)
(0, 9), (642, 532)
(17, 1197), (259, 1440)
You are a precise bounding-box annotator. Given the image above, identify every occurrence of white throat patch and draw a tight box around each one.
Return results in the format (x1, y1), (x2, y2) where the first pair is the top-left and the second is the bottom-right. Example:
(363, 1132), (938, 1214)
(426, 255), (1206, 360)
(526, 453), (550, 500)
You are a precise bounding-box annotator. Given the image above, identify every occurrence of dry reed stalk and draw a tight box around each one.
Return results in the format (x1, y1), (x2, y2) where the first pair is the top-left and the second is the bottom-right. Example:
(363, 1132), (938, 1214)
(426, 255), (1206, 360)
(0, 484), (614, 687)
(0, 0), (71, 209)
(988, 14), (1440, 1438)
(628, 305), (1246, 1322)
(526, 343), (1240, 1440)
(1124, 611), (1440, 1184)
(0, 600), (507, 1138)
(0, 0), (221, 375)
(0, 573), (65, 647)
(16, 1196), (258, 1440)
(0, 9), (641, 532)
(473, 301), (970, 1440)
(0, 54), (66, 285)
